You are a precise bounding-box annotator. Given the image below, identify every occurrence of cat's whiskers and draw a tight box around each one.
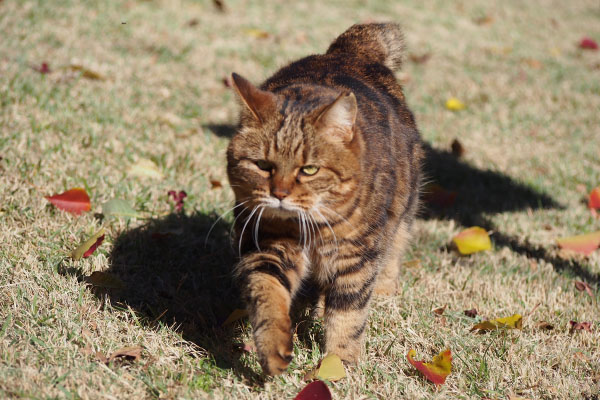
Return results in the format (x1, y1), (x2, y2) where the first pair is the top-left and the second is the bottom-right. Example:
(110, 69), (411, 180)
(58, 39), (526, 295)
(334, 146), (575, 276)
(253, 205), (266, 251)
(239, 205), (261, 256)
(204, 200), (249, 247)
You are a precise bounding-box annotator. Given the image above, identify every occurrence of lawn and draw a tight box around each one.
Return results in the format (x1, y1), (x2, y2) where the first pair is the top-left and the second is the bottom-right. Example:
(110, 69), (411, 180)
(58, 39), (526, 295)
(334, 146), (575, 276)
(1, 0), (599, 398)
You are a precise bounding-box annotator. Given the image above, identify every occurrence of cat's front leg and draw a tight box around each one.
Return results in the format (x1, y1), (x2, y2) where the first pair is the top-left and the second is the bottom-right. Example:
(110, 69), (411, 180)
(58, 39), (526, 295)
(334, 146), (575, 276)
(235, 243), (308, 375)
(322, 271), (376, 363)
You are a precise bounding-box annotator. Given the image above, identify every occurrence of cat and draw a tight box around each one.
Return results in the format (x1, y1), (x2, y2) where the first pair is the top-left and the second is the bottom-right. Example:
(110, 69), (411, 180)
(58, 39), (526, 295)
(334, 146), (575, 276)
(226, 23), (423, 375)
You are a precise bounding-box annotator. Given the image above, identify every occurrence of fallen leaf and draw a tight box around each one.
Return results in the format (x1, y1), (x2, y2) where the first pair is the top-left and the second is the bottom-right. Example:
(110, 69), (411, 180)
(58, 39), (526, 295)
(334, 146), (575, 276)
(108, 346), (142, 363)
(210, 179), (222, 189)
(556, 231), (600, 256)
(102, 199), (141, 219)
(245, 28), (270, 39)
(409, 53), (431, 64)
(186, 18), (199, 27)
(473, 15), (494, 25)
(402, 259), (422, 268)
(569, 321), (592, 333)
(445, 97), (465, 111)
(432, 305), (447, 315)
(579, 37), (598, 50)
(535, 321), (554, 330)
(574, 281), (594, 297)
(523, 58), (543, 69)
(222, 75), (233, 88)
(464, 308), (478, 318)
(168, 190), (187, 212)
(212, 0), (227, 12)
(84, 271), (125, 289)
(127, 159), (164, 179)
(45, 188), (91, 215)
(32, 62), (51, 74)
(294, 380), (332, 400)
(69, 64), (106, 80)
(407, 348), (452, 385)
(453, 227), (492, 255)
(588, 187), (600, 217)
(471, 314), (523, 332)
(305, 353), (346, 382)
(71, 228), (105, 260)
(451, 138), (465, 157)
(423, 183), (457, 208)
(573, 351), (590, 362)
(221, 308), (248, 326)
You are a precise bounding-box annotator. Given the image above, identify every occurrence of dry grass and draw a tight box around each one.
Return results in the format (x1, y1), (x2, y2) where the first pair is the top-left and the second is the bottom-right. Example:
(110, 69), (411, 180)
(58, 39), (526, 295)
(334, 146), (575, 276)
(1, 0), (599, 398)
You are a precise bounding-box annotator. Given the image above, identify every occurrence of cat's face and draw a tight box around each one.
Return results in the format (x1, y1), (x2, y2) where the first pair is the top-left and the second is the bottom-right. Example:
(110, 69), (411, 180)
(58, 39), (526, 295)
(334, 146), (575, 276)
(227, 74), (361, 222)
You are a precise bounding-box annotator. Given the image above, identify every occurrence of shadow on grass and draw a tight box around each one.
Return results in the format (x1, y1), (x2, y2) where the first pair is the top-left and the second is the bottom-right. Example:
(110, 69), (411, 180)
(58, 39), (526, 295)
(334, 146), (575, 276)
(103, 211), (265, 385)
(421, 143), (598, 285)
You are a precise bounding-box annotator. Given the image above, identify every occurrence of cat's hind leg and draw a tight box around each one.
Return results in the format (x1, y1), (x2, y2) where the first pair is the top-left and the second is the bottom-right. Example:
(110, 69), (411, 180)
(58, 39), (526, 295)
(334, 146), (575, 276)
(374, 221), (410, 296)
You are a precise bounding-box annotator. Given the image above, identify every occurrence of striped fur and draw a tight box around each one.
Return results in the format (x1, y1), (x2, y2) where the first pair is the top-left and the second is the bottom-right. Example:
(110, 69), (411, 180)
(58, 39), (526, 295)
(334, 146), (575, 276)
(227, 23), (423, 375)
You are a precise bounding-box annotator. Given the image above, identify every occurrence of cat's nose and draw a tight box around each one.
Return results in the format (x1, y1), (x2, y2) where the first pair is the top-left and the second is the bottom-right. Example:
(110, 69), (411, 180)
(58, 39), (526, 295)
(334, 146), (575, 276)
(272, 187), (290, 200)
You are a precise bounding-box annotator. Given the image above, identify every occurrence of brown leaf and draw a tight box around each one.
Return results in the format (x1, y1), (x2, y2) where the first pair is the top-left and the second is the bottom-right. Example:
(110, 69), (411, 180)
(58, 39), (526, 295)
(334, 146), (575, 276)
(210, 179), (223, 189)
(474, 15), (494, 25)
(212, 0), (227, 12)
(569, 321), (592, 333)
(451, 139), (465, 157)
(573, 351), (590, 362)
(432, 305), (447, 315)
(108, 346), (143, 363)
(523, 58), (543, 69)
(186, 18), (199, 27)
(409, 53), (431, 64)
(535, 321), (554, 330)
(574, 280), (594, 297)
(69, 64), (106, 80)
(464, 308), (478, 318)
(84, 271), (125, 289)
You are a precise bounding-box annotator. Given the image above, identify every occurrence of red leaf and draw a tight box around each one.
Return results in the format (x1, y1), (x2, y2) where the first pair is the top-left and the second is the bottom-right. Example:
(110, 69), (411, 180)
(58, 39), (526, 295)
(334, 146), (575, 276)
(464, 308), (478, 318)
(294, 380), (332, 400)
(407, 348), (452, 385)
(588, 187), (600, 217)
(45, 188), (91, 215)
(167, 190), (187, 212)
(32, 62), (51, 74)
(83, 234), (104, 258)
(423, 184), (457, 208)
(579, 37), (599, 50)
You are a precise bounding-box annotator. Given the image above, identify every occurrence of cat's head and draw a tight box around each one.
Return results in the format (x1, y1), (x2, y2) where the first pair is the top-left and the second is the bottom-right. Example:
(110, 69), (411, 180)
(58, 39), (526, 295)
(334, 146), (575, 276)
(227, 73), (362, 221)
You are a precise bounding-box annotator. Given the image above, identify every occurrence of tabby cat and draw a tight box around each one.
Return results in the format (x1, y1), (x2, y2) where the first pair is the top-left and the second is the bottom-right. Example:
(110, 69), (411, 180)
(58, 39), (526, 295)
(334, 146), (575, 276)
(226, 23), (423, 375)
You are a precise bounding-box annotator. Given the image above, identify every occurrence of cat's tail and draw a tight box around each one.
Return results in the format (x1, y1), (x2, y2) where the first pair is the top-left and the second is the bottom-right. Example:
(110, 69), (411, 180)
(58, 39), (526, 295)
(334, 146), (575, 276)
(326, 23), (404, 72)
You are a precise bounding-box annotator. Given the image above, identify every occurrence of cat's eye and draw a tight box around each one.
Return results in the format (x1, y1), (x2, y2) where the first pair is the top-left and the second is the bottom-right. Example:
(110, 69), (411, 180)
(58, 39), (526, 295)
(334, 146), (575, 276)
(300, 165), (319, 176)
(256, 160), (272, 171)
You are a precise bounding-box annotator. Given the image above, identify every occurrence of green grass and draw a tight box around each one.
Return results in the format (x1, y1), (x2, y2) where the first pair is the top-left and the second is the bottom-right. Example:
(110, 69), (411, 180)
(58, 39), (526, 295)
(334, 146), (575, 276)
(1, 0), (600, 398)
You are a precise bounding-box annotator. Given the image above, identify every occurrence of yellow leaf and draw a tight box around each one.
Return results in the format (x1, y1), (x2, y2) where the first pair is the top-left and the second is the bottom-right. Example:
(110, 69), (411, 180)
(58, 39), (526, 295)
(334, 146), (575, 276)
(305, 353), (346, 382)
(127, 159), (164, 179)
(68, 64), (106, 80)
(471, 314), (523, 332)
(453, 226), (491, 255)
(245, 28), (270, 39)
(445, 97), (466, 111)
(84, 271), (125, 289)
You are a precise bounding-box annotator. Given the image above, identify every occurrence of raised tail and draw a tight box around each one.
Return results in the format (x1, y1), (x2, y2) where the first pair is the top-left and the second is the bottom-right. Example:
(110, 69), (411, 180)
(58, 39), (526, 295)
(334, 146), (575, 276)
(326, 23), (404, 72)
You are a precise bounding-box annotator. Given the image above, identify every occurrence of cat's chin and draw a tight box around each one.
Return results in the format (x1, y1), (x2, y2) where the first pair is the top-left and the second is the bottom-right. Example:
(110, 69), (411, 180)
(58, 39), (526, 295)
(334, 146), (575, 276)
(262, 205), (300, 220)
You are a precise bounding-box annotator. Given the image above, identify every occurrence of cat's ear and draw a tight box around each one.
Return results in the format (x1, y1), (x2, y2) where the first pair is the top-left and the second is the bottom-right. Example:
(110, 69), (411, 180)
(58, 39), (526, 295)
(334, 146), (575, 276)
(231, 73), (277, 123)
(313, 92), (357, 142)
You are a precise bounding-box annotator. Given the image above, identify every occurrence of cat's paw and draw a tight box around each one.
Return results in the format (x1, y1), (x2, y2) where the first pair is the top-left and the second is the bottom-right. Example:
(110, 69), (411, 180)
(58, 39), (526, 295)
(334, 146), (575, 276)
(255, 320), (293, 375)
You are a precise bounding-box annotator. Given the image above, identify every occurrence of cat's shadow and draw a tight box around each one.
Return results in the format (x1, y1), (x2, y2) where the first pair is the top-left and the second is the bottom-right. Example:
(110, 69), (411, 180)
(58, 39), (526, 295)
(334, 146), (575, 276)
(103, 211), (265, 384)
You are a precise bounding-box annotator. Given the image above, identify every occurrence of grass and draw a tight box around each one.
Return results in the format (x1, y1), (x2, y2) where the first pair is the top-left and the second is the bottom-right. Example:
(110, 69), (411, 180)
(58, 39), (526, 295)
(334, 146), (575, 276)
(1, 0), (599, 398)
